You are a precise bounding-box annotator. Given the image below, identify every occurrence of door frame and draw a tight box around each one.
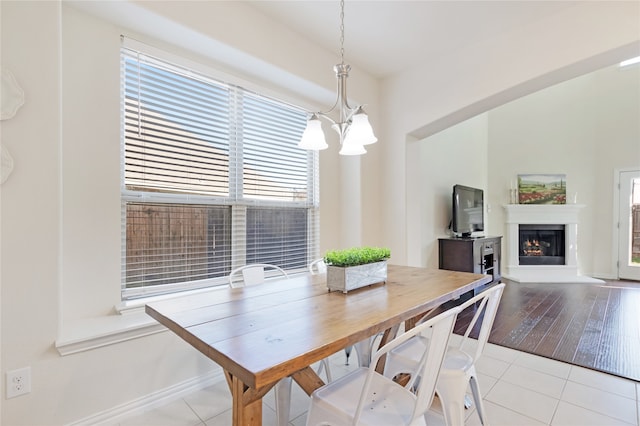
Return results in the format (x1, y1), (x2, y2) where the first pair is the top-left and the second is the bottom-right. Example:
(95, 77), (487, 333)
(613, 167), (640, 279)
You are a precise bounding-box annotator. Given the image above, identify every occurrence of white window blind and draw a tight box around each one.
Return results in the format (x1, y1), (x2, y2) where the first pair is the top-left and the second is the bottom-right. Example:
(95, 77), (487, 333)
(242, 93), (310, 201)
(121, 44), (319, 299)
(122, 50), (231, 197)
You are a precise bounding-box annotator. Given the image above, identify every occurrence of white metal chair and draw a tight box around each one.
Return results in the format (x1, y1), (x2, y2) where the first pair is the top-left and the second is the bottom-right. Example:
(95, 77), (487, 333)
(308, 258), (327, 274)
(384, 283), (506, 426)
(228, 263), (288, 288)
(305, 306), (461, 426)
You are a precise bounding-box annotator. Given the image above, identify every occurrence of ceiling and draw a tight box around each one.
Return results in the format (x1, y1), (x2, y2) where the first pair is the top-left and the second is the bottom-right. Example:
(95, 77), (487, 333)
(246, 1), (578, 78)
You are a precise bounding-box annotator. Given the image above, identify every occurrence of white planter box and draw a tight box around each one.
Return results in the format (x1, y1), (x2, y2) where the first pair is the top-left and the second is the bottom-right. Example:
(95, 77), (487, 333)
(326, 261), (387, 293)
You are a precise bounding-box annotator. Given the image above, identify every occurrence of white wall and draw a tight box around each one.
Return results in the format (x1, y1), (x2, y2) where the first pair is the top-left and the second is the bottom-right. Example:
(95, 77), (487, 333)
(1, 4), (218, 424)
(406, 116), (489, 267)
(383, 1), (640, 265)
(412, 63), (640, 278)
(413, 62), (640, 278)
(487, 64), (640, 279)
(592, 65), (640, 277)
(1, 1), (379, 424)
(1, 1), (63, 422)
(1, 0), (638, 424)
(488, 74), (601, 276)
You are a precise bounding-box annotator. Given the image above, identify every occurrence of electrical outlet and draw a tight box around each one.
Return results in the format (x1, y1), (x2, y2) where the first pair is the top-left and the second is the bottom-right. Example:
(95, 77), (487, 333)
(6, 367), (31, 398)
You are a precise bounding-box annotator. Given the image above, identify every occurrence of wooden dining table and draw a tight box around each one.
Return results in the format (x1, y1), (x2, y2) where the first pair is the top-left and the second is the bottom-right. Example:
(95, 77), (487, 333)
(145, 265), (491, 426)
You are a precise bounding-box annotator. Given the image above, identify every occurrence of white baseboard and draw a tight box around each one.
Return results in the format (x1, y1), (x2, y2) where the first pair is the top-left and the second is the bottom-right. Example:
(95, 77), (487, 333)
(591, 272), (618, 280)
(67, 369), (224, 426)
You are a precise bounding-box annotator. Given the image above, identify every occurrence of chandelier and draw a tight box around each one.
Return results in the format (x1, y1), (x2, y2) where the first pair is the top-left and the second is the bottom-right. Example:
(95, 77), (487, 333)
(297, 0), (377, 155)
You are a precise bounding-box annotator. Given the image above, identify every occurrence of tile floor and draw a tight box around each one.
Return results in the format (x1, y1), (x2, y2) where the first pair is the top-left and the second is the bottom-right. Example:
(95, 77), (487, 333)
(113, 336), (640, 426)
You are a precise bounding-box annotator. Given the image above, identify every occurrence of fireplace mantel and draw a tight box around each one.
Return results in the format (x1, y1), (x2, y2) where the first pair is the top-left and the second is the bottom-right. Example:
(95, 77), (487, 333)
(504, 204), (585, 224)
(502, 204), (603, 283)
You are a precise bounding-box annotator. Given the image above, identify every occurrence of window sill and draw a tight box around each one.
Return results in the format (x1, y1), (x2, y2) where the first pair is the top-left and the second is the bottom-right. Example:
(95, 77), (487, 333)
(55, 286), (227, 356)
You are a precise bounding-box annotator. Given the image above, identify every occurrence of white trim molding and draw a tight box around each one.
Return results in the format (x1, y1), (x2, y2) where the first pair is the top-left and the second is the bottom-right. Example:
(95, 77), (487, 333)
(55, 313), (166, 356)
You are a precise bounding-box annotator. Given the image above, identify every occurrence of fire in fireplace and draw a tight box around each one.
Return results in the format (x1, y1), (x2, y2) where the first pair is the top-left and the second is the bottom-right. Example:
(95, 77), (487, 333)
(519, 224), (565, 265)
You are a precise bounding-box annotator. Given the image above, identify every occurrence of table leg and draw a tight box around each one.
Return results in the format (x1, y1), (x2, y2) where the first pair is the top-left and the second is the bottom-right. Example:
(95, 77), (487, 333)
(291, 366), (325, 396)
(231, 374), (262, 426)
(374, 324), (400, 374)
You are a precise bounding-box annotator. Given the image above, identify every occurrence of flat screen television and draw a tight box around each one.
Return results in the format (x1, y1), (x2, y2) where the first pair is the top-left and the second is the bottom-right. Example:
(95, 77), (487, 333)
(452, 184), (484, 238)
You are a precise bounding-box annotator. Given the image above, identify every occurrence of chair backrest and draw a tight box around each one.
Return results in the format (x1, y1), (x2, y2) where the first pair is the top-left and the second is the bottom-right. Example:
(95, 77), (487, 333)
(228, 263), (288, 288)
(353, 306), (461, 425)
(308, 258), (327, 274)
(456, 282), (505, 362)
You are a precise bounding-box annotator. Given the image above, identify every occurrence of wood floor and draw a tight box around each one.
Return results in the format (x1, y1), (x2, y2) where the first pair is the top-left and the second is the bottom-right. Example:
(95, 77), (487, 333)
(454, 279), (640, 382)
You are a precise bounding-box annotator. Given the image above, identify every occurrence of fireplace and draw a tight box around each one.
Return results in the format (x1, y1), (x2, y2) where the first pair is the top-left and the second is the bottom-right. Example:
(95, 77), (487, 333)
(519, 224), (565, 265)
(503, 204), (603, 283)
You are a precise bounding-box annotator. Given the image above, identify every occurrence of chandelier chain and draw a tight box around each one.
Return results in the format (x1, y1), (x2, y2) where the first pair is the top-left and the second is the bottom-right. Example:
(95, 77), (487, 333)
(339, 0), (345, 65)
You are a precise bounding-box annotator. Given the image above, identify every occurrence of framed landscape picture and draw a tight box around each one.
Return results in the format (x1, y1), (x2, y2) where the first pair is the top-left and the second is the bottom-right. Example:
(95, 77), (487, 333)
(518, 174), (566, 204)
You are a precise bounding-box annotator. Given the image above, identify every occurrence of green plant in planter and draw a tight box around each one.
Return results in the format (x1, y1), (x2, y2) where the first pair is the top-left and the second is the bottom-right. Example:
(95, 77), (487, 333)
(324, 246), (391, 267)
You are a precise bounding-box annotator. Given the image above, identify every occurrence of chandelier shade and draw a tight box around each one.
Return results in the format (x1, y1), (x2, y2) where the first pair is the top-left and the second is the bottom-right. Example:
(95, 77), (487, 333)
(344, 107), (377, 146)
(338, 142), (367, 156)
(298, 0), (377, 156)
(298, 114), (329, 150)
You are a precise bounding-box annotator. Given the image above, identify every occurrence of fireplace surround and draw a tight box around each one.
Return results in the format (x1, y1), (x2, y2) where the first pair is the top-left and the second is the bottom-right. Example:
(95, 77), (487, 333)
(503, 204), (603, 283)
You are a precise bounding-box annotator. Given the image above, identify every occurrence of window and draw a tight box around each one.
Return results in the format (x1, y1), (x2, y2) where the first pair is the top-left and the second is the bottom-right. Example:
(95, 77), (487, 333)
(121, 45), (319, 299)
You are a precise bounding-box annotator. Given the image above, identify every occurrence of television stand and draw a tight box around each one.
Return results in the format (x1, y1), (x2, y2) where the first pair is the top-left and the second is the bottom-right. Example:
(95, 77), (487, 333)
(438, 236), (502, 284)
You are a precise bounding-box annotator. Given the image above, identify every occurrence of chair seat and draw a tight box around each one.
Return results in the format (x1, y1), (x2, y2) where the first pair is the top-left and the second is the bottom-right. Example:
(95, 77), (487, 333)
(309, 367), (423, 426)
(442, 348), (473, 372)
(388, 339), (474, 377)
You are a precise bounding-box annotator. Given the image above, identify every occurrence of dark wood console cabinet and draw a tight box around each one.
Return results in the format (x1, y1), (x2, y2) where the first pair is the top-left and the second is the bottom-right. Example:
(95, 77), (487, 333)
(438, 236), (502, 284)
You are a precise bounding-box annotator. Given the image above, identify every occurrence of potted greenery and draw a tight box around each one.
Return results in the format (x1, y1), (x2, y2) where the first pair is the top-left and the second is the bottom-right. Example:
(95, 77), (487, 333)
(324, 246), (391, 293)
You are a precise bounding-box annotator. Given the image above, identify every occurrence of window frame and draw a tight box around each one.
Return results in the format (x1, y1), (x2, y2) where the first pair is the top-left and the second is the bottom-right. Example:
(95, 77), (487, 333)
(120, 39), (320, 300)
